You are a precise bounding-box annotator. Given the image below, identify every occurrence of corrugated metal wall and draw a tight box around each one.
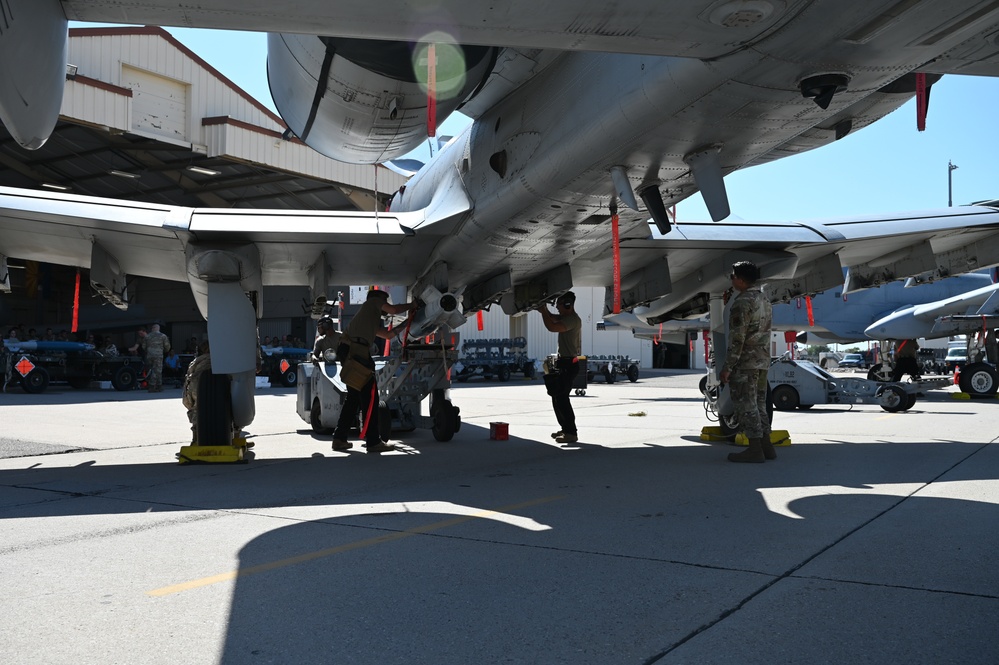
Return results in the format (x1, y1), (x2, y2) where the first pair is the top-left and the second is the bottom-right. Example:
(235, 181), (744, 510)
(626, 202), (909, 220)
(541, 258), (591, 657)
(65, 29), (406, 194)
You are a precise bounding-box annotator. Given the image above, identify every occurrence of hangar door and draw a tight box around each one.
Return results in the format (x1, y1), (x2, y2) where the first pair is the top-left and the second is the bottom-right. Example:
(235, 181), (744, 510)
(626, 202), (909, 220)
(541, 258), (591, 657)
(122, 65), (189, 143)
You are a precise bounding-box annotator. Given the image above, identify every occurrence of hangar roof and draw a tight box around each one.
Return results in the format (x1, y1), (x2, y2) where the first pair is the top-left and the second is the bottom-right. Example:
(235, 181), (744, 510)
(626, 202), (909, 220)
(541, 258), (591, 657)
(0, 26), (408, 212)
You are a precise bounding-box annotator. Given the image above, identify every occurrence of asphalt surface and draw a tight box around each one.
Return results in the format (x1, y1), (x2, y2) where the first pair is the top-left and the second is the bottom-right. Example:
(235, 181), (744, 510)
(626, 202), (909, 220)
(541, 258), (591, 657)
(1, 369), (997, 664)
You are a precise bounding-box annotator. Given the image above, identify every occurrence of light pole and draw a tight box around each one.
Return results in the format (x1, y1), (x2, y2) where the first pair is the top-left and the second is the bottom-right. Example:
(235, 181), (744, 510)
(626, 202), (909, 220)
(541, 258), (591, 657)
(948, 160), (959, 206)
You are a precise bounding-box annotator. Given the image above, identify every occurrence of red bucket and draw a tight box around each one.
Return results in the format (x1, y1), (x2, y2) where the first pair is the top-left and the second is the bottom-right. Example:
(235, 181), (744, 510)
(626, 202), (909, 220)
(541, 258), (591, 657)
(489, 422), (509, 440)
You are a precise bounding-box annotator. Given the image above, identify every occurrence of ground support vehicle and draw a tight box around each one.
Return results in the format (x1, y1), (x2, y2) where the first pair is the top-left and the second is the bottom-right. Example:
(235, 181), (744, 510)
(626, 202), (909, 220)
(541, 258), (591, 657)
(769, 358), (952, 412)
(585, 355), (640, 383)
(1, 341), (144, 393)
(453, 337), (535, 382)
(867, 340), (997, 397)
(259, 346), (310, 387)
(297, 341), (462, 442)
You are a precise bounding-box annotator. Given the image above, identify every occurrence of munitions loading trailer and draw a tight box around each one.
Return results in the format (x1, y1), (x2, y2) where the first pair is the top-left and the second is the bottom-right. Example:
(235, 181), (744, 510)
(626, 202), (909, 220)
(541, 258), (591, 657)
(1, 340), (143, 393)
(298, 335), (462, 442)
(768, 357), (953, 412)
(454, 336), (536, 382)
(585, 355), (640, 383)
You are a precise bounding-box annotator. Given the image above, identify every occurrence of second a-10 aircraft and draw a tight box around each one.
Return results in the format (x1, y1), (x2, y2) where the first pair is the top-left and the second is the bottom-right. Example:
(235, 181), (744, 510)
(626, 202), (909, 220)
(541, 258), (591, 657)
(610, 267), (999, 395)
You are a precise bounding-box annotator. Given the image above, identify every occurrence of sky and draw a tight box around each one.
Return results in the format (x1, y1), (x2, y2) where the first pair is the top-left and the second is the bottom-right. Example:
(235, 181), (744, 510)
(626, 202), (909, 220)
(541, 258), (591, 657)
(148, 26), (999, 224)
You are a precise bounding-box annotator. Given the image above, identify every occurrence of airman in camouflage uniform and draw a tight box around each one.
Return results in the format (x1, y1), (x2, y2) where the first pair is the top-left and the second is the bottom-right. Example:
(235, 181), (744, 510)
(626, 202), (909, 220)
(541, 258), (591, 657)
(182, 342), (211, 443)
(720, 261), (774, 463)
(141, 323), (171, 392)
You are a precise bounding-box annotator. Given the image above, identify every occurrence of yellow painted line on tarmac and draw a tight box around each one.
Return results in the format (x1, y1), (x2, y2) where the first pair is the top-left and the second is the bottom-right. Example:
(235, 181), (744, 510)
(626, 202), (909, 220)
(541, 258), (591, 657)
(147, 495), (565, 597)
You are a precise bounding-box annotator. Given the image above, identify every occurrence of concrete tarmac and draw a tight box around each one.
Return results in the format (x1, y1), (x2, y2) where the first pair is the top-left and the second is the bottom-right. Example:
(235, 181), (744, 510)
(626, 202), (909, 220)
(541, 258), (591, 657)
(0, 369), (997, 664)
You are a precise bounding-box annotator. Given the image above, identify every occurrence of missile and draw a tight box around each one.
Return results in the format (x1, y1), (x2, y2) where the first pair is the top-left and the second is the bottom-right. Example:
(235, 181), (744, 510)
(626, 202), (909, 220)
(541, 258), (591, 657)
(3, 340), (95, 352)
(404, 285), (466, 340)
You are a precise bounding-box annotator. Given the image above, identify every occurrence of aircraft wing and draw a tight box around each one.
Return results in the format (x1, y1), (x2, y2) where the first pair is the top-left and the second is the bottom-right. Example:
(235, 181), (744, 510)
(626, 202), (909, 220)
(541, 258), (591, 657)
(0, 183), (469, 291)
(57, 1), (999, 77)
(571, 205), (999, 324)
(5, 184), (999, 329)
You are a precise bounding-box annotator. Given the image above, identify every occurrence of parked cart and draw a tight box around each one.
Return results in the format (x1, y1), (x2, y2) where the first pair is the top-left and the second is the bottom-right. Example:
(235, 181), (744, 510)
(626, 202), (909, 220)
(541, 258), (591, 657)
(585, 355), (640, 383)
(768, 357), (952, 412)
(454, 336), (536, 382)
(2, 340), (143, 393)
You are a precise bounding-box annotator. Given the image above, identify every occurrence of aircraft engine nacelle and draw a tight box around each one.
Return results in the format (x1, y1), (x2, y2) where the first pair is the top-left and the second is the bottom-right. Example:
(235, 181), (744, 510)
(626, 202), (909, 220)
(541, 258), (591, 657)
(405, 286), (467, 341)
(267, 34), (495, 164)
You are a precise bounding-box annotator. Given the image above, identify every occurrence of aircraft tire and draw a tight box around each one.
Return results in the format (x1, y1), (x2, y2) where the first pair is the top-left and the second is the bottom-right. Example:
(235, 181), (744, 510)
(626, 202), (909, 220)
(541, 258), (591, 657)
(867, 363), (891, 382)
(958, 362), (998, 396)
(196, 371), (233, 445)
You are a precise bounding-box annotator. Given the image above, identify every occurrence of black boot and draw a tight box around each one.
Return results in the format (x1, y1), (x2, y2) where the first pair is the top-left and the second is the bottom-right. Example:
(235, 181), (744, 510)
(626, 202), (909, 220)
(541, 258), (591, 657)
(761, 434), (777, 461)
(728, 437), (765, 463)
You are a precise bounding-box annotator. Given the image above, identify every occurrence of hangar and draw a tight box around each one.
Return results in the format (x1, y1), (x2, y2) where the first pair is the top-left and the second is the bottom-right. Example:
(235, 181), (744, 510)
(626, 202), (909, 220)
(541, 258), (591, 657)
(0, 26), (406, 347)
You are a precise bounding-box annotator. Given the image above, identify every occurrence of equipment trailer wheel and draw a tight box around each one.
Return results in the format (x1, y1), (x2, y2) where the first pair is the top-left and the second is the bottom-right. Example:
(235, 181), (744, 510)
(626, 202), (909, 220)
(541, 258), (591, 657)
(771, 384), (800, 411)
(431, 400), (459, 442)
(280, 367), (298, 387)
(196, 372), (233, 445)
(627, 365), (639, 382)
(22, 367), (50, 394)
(958, 362), (998, 396)
(378, 401), (392, 442)
(111, 365), (138, 391)
(877, 384), (908, 412)
(497, 364), (511, 382)
(310, 399), (331, 434)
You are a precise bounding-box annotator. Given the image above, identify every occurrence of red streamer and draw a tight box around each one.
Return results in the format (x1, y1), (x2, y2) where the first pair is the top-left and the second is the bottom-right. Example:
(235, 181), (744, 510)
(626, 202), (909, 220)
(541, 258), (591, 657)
(72, 269), (80, 332)
(805, 295), (814, 327)
(476, 310), (484, 331)
(915, 72), (927, 132)
(426, 44), (437, 137)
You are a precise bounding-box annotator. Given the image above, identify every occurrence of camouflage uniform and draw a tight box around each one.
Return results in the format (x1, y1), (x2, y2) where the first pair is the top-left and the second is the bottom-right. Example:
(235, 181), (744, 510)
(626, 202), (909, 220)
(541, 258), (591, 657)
(722, 286), (772, 439)
(141, 329), (171, 391)
(182, 353), (212, 443)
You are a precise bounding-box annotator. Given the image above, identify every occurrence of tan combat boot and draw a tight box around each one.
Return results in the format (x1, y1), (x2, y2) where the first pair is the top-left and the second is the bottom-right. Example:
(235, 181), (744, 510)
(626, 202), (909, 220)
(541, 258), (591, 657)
(728, 437), (765, 463)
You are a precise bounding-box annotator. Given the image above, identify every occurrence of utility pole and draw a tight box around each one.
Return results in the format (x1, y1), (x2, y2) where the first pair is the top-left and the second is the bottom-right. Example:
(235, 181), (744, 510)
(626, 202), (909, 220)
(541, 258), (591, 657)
(948, 160), (959, 207)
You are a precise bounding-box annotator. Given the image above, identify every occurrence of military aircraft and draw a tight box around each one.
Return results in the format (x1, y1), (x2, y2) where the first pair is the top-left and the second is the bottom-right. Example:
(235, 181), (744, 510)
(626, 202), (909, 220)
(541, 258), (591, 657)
(4, 1), (999, 441)
(609, 271), (997, 346)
